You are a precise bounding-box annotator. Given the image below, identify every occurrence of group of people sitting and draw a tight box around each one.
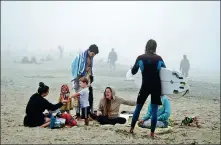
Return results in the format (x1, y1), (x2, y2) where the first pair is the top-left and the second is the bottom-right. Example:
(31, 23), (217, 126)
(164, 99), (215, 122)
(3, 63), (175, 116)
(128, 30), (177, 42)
(24, 39), (173, 138)
(23, 81), (171, 129)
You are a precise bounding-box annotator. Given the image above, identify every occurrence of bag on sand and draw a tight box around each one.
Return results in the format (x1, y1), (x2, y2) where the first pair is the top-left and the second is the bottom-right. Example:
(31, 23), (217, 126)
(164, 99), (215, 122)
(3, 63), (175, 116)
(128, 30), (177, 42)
(49, 116), (66, 129)
(59, 113), (77, 127)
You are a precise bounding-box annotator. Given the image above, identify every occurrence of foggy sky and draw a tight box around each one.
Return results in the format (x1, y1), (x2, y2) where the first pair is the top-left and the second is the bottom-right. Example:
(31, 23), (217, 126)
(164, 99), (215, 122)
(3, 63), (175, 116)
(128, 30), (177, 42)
(1, 1), (220, 72)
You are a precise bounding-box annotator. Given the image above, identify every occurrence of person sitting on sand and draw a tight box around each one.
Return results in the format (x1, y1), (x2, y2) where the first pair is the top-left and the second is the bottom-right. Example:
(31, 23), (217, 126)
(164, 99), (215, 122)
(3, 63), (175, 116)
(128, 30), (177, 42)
(138, 95), (171, 129)
(23, 82), (68, 128)
(96, 87), (136, 125)
(58, 84), (73, 114)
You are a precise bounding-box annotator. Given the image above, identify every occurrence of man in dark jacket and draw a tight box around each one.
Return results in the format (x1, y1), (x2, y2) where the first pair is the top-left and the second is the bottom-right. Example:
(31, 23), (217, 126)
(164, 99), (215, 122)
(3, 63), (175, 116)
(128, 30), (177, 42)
(108, 48), (118, 71)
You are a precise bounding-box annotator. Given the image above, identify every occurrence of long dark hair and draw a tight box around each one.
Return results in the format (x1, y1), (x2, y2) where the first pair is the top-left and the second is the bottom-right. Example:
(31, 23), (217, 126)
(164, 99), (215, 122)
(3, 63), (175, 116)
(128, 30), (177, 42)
(38, 82), (49, 95)
(103, 87), (112, 117)
(145, 39), (157, 54)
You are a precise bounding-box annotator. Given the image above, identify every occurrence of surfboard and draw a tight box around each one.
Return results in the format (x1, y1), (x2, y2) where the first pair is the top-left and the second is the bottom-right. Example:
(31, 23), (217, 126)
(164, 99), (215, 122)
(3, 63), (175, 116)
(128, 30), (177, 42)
(119, 111), (133, 126)
(125, 69), (134, 81)
(160, 68), (188, 83)
(126, 68), (190, 95)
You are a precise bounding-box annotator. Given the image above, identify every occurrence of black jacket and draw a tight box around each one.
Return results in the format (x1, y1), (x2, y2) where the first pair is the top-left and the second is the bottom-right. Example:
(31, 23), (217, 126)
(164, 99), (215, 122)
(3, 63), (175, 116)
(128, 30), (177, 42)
(24, 93), (63, 127)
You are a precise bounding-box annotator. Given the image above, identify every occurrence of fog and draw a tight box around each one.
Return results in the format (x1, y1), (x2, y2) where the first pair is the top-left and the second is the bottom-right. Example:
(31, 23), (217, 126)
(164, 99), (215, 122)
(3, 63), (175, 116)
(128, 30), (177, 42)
(1, 1), (220, 80)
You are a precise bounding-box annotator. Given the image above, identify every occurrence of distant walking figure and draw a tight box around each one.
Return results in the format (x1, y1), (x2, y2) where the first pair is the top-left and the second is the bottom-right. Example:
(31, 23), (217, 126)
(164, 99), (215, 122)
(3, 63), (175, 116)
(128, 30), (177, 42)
(58, 45), (64, 59)
(108, 48), (118, 71)
(180, 55), (190, 77)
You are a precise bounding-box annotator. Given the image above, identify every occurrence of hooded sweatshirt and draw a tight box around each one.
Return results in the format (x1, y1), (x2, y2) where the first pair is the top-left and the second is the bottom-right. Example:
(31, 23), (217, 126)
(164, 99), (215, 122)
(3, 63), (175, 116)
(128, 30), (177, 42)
(142, 95), (171, 126)
(98, 87), (136, 119)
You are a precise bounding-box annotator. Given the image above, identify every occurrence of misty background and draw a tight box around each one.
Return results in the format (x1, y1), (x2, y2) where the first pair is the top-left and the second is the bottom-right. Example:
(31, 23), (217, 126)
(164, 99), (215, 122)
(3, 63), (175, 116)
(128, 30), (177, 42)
(1, 1), (220, 83)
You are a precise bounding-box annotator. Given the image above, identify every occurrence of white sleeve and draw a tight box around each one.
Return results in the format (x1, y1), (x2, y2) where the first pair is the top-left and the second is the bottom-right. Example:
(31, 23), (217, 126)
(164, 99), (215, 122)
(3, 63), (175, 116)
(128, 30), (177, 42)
(79, 89), (85, 96)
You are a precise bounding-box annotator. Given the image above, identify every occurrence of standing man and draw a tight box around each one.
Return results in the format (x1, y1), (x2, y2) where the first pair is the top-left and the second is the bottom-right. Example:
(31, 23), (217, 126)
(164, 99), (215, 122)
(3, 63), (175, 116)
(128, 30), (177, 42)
(129, 39), (166, 138)
(180, 55), (190, 77)
(58, 45), (64, 59)
(71, 44), (99, 119)
(108, 48), (117, 71)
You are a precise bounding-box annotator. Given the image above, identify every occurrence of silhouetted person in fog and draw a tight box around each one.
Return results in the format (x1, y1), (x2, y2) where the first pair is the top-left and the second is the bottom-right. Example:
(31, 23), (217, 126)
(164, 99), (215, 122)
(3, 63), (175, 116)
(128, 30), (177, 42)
(108, 48), (117, 71)
(31, 56), (37, 64)
(180, 55), (190, 77)
(21, 56), (30, 64)
(58, 45), (64, 59)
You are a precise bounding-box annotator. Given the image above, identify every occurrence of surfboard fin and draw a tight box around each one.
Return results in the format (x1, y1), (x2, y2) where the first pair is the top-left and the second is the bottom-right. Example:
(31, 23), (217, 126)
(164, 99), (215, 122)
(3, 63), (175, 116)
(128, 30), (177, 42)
(183, 89), (189, 96)
(172, 72), (183, 79)
(173, 90), (179, 94)
(180, 82), (186, 85)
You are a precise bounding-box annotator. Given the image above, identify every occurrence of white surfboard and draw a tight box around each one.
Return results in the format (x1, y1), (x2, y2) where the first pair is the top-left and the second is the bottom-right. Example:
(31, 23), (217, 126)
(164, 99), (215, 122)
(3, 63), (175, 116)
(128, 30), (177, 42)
(160, 68), (188, 83)
(124, 69), (134, 81)
(120, 111), (133, 126)
(126, 68), (190, 95)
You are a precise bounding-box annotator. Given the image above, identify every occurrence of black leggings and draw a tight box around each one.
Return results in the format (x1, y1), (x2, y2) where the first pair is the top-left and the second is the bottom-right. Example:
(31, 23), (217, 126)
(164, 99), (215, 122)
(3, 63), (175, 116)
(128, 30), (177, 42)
(131, 84), (162, 133)
(88, 86), (93, 113)
(97, 116), (126, 125)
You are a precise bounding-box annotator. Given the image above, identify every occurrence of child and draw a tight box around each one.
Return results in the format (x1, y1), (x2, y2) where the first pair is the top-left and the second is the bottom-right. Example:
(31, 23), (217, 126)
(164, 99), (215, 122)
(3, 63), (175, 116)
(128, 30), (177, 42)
(58, 84), (73, 114)
(70, 77), (90, 125)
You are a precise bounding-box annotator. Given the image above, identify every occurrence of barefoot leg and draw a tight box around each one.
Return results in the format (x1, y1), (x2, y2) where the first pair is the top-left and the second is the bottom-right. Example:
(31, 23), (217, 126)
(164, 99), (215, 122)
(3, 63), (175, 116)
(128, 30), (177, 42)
(40, 117), (50, 128)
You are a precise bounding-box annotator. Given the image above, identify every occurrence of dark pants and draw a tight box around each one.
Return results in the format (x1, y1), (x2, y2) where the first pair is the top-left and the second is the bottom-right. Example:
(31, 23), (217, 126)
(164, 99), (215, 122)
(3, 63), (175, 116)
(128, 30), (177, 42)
(130, 84), (161, 133)
(76, 103), (81, 117)
(76, 87), (93, 118)
(81, 107), (90, 119)
(97, 116), (126, 125)
(89, 86), (94, 114)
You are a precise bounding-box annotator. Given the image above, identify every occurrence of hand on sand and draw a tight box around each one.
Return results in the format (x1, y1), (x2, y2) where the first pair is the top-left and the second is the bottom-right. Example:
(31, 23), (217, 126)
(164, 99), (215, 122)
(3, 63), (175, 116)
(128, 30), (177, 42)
(97, 111), (102, 116)
(138, 120), (144, 125)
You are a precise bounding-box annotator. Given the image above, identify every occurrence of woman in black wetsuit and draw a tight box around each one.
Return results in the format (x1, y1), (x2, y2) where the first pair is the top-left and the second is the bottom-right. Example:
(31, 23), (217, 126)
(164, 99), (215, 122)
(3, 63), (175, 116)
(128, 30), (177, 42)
(23, 82), (68, 128)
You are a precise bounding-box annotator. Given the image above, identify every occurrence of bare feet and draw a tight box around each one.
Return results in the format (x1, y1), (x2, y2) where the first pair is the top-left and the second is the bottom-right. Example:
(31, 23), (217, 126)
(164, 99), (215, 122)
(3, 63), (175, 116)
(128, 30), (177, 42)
(85, 118), (89, 126)
(88, 116), (93, 121)
(148, 132), (159, 139)
(129, 128), (134, 134)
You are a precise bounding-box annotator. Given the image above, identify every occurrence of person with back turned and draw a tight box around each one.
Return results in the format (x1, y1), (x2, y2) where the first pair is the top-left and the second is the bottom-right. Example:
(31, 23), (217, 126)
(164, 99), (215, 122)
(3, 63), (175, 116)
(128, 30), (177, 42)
(129, 39), (166, 138)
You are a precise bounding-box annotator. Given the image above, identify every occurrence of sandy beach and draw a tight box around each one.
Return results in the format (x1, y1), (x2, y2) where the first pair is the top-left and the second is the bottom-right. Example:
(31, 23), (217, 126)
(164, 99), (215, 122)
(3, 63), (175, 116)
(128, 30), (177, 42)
(1, 58), (220, 144)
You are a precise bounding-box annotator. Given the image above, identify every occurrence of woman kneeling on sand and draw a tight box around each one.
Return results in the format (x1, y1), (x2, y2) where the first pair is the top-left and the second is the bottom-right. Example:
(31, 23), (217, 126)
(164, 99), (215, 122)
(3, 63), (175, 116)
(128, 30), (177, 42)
(23, 82), (68, 128)
(138, 95), (171, 129)
(97, 87), (136, 125)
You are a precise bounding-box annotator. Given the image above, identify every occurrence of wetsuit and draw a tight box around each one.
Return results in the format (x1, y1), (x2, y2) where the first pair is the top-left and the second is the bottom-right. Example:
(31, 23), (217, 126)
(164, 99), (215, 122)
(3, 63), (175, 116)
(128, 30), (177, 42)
(130, 53), (166, 133)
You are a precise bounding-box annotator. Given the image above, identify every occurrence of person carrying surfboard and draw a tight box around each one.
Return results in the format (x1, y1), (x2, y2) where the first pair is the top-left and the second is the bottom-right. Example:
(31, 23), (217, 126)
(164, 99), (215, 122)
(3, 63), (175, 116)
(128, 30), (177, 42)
(71, 44), (99, 120)
(129, 39), (166, 138)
